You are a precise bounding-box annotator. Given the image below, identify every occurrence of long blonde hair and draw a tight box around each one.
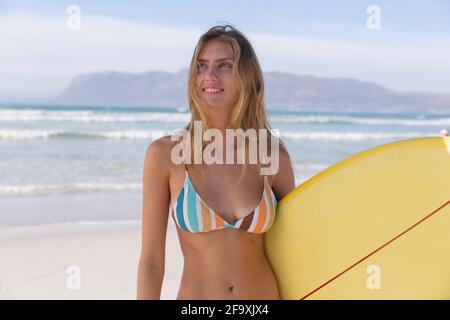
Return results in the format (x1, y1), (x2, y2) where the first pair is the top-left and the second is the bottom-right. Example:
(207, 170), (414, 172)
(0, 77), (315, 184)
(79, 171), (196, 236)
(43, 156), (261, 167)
(182, 24), (286, 185)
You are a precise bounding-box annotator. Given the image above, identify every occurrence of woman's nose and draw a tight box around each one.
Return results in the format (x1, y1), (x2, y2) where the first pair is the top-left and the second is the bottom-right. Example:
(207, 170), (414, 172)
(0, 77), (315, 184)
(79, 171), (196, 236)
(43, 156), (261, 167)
(203, 66), (219, 80)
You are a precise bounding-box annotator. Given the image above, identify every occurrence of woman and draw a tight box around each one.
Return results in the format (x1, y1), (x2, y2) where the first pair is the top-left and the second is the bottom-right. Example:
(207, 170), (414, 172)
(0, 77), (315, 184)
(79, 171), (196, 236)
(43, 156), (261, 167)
(137, 24), (295, 300)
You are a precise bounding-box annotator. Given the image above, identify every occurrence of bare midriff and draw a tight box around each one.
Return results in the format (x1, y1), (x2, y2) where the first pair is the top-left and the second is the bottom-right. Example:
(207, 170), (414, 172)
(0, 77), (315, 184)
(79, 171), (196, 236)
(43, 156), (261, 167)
(174, 227), (280, 300)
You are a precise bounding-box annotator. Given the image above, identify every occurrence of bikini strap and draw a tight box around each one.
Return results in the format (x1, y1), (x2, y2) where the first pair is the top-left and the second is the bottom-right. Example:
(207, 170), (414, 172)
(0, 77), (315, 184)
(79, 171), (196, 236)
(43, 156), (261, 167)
(181, 157), (188, 172)
(263, 174), (272, 187)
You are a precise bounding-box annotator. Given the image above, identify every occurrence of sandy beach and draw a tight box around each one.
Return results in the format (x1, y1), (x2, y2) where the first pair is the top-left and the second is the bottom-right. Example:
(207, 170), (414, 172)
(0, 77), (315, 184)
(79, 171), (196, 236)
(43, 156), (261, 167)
(0, 221), (183, 300)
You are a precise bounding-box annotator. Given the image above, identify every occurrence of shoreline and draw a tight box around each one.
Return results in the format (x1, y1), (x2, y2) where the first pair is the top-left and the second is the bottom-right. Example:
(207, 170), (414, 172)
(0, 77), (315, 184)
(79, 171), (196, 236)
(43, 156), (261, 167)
(0, 220), (183, 299)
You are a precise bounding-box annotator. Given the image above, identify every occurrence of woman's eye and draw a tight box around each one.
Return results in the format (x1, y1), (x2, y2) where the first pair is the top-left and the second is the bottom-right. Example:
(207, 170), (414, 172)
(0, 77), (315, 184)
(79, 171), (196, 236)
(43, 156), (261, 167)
(196, 62), (232, 71)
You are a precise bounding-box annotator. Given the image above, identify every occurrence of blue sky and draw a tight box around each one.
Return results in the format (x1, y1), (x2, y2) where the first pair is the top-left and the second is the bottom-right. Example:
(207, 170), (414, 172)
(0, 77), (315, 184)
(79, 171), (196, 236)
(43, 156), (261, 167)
(3, 0), (449, 36)
(1, 0), (450, 101)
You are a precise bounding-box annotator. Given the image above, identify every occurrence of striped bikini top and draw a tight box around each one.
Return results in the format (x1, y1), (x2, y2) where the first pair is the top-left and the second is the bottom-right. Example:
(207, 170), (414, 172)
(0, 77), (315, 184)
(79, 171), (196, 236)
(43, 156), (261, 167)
(170, 169), (278, 234)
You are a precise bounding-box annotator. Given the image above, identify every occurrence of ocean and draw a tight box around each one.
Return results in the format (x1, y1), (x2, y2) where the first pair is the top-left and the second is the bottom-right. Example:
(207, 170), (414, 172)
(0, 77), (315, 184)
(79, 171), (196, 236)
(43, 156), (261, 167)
(0, 104), (448, 228)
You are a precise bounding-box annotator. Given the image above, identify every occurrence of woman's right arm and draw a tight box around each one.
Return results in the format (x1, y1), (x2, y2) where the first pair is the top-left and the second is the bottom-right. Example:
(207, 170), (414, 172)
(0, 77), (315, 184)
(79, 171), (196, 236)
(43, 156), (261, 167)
(137, 137), (171, 299)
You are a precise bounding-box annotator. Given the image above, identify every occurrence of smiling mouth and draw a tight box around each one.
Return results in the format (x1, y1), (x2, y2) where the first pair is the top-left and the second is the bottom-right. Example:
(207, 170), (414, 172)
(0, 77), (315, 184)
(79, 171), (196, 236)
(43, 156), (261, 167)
(202, 87), (224, 94)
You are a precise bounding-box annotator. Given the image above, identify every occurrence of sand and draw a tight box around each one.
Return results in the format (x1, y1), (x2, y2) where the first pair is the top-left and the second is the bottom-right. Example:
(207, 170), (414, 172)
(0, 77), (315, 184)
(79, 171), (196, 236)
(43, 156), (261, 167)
(0, 221), (183, 299)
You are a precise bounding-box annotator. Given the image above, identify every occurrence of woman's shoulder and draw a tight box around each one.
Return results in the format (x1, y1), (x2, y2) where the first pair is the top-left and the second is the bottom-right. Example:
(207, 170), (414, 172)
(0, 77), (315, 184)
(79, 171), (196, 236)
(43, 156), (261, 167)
(267, 141), (292, 176)
(145, 135), (172, 157)
(146, 135), (174, 150)
(268, 142), (295, 199)
(144, 135), (177, 178)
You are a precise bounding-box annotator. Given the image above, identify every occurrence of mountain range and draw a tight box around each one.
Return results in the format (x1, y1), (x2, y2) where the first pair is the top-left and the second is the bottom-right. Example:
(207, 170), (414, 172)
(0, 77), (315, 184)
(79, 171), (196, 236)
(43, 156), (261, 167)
(53, 68), (450, 114)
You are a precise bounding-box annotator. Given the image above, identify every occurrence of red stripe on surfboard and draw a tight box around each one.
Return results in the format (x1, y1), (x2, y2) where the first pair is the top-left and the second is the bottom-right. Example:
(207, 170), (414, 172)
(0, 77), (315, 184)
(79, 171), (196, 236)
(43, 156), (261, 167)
(300, 200), (450, 300)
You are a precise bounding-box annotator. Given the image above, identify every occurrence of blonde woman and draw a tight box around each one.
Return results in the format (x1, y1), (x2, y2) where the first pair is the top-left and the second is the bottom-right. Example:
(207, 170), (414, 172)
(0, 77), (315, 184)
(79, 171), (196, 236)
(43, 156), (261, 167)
(137, 24), (295, 300)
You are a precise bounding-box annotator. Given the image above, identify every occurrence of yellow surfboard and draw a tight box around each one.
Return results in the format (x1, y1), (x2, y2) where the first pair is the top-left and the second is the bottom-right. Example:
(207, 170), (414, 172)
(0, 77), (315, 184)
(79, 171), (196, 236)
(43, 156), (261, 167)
(265, 137), (450, 299)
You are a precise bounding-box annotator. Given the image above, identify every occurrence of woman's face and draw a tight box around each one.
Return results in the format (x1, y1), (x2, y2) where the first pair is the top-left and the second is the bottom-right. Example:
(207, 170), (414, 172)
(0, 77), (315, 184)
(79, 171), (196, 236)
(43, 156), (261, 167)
(195, 40), (240, 109)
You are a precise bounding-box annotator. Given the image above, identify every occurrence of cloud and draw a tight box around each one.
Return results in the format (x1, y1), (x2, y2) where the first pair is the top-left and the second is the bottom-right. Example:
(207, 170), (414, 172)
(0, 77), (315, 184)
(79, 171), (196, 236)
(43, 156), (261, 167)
(1, 11), (450, 101)
(0, 12), (201, 100)
(251, 32), (450, 93)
